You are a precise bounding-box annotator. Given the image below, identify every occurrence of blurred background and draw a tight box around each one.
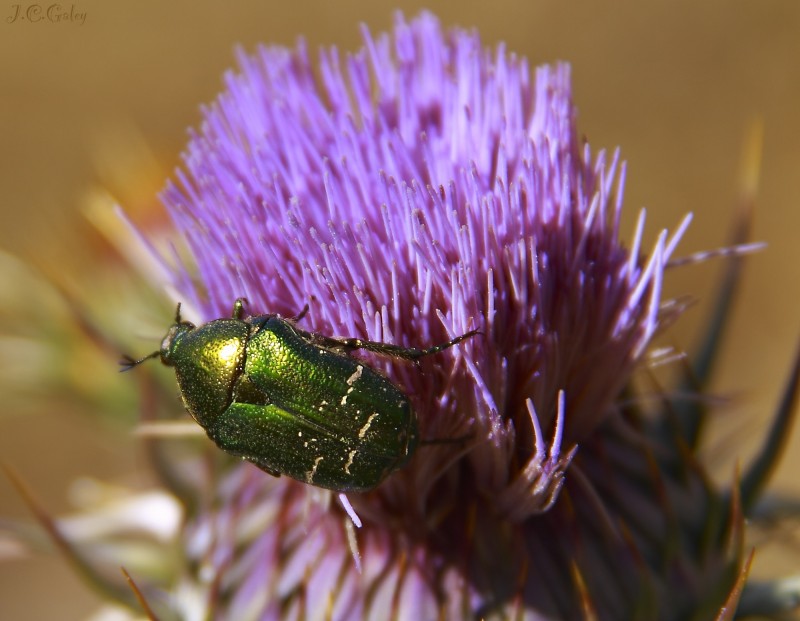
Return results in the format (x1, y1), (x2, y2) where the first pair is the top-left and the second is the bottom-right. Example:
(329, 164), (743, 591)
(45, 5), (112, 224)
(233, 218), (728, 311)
(1, 0), (798, 617)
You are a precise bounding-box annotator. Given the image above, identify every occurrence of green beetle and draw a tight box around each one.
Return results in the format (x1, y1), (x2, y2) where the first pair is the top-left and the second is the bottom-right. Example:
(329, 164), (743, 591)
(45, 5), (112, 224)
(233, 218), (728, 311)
(122, 298), (478, 492)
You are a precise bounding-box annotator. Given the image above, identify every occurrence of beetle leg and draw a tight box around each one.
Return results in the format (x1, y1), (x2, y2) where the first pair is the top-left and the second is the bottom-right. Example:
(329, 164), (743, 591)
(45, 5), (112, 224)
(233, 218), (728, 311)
(232, 298), (249, 319)
(408, 329), (481, 358)
(310, 329), (481, 361)
(246, 458), (283, 479)
(288, 304), (310, 323)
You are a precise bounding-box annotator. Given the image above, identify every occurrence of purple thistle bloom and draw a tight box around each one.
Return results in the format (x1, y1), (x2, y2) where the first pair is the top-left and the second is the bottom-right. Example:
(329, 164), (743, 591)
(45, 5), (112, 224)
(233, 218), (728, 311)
(131, 11), (743, 619)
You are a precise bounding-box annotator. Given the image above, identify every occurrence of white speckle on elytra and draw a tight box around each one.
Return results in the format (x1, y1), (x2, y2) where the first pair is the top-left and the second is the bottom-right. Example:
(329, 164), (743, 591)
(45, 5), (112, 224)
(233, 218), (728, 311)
(358, 413), (379, 439)
(343, 449), (357, 474)
(305, 455), (323, 484)
(341, 386), (354, 406)
(346, 365), (364, 386)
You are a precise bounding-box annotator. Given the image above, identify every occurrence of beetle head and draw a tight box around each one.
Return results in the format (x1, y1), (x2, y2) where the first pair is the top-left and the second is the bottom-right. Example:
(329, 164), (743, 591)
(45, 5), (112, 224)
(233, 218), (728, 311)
(119, 303), (194, 372)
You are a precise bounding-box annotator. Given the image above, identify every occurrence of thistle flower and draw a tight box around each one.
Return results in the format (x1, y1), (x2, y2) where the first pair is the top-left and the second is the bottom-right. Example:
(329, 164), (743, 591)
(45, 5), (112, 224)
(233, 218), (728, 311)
(120, 11), (733, 618)
(6, 10), (799, 620)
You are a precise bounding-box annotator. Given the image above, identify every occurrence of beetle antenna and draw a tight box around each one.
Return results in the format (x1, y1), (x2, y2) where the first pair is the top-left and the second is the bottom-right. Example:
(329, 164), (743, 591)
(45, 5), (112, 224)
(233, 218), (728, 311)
(174, 303), (182, 323)
(119, 351), (160, 372)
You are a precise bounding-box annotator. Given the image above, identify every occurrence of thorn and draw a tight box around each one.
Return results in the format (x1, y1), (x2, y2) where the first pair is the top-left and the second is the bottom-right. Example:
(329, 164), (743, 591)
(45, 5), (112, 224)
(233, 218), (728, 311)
(121, 567), (160, 621)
